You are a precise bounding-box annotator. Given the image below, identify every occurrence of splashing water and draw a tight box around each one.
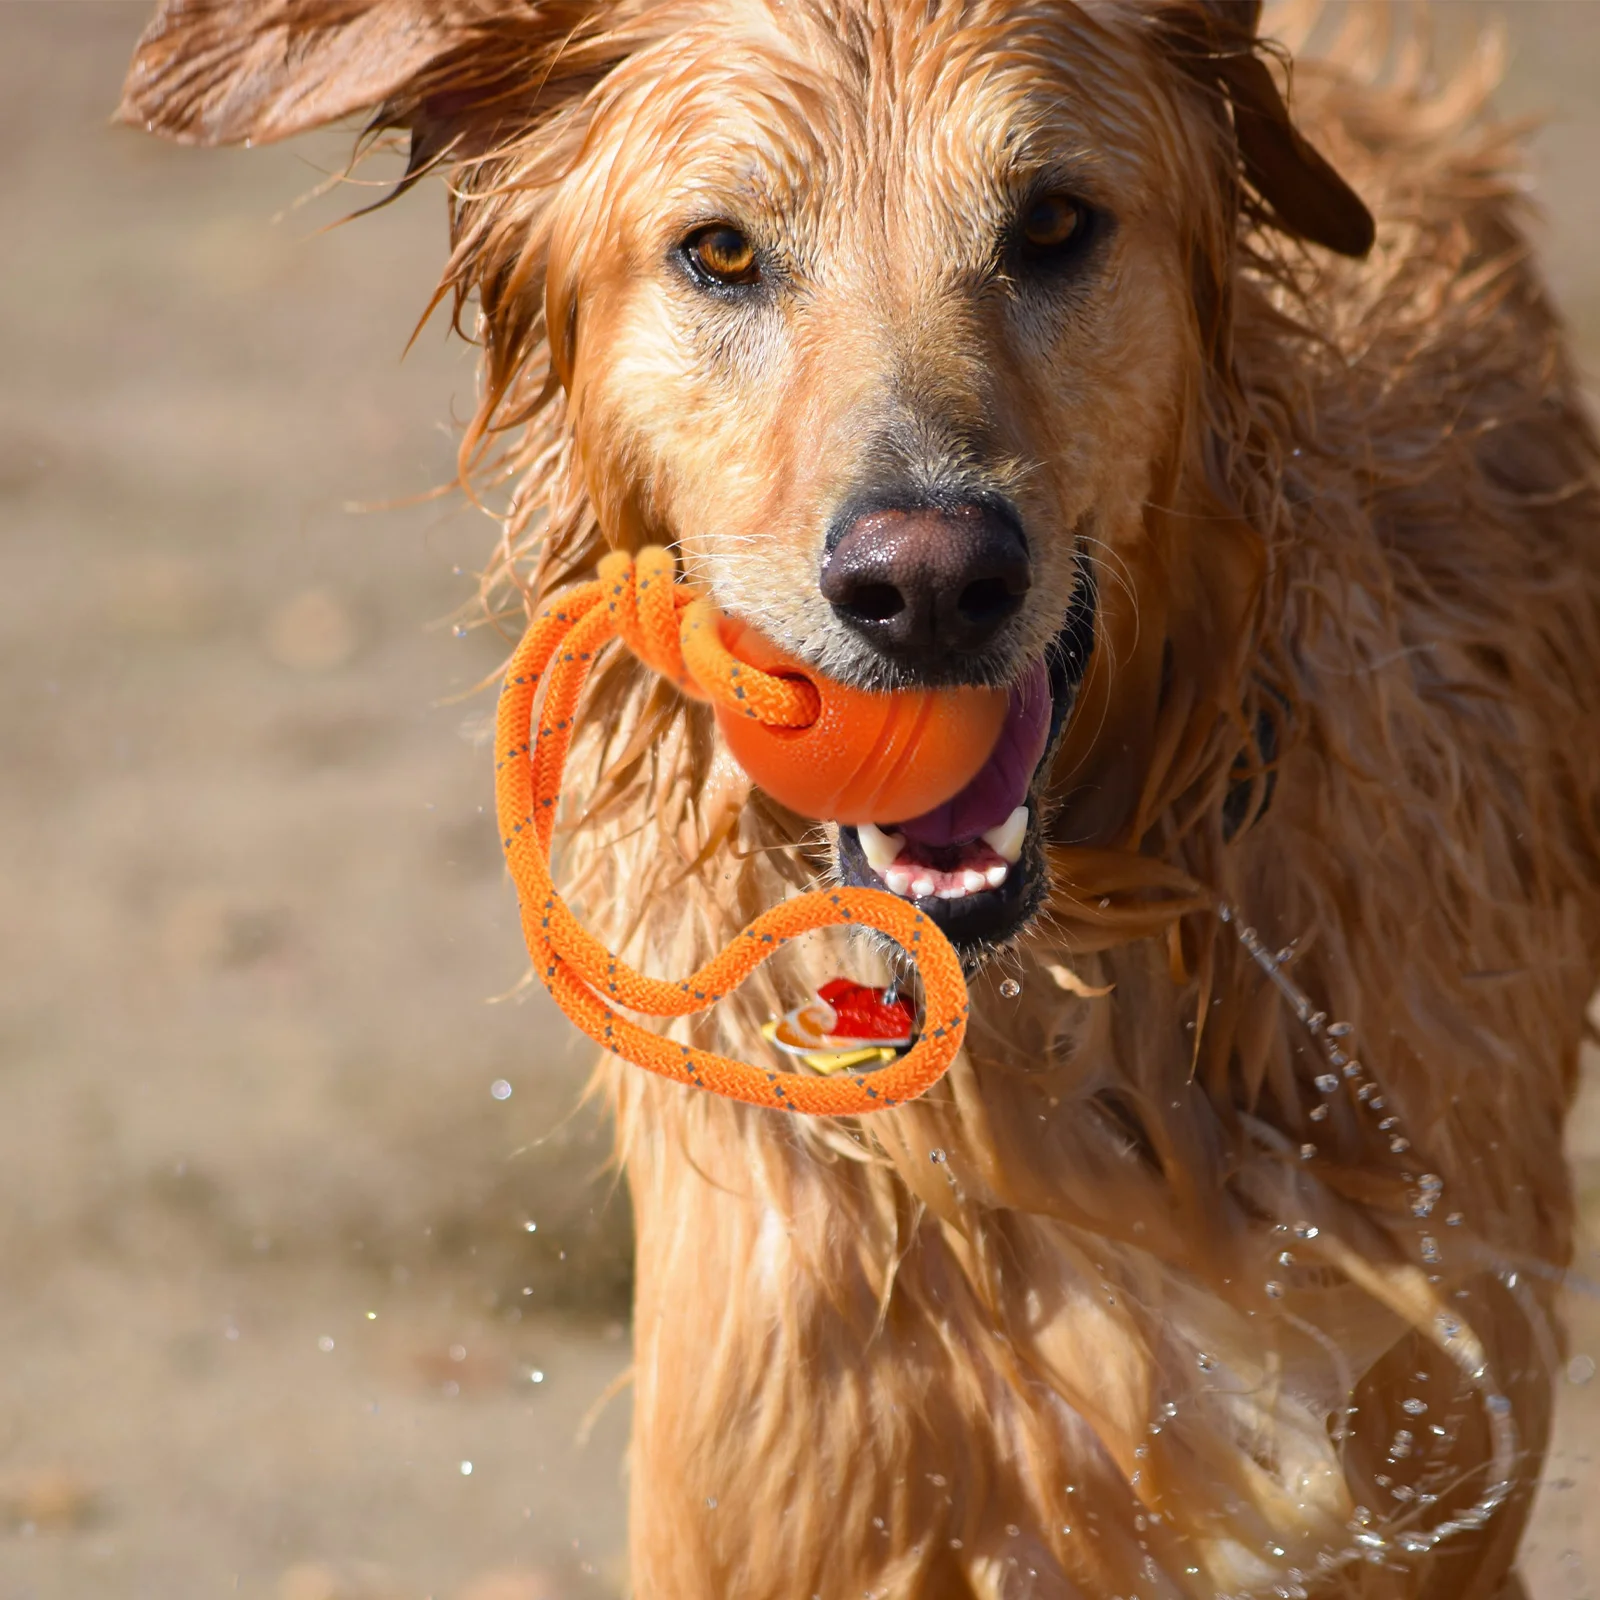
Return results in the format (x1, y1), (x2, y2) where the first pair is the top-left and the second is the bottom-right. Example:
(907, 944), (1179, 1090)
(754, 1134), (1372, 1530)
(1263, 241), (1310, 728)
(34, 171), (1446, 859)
(1216, 903), (1519, 1582)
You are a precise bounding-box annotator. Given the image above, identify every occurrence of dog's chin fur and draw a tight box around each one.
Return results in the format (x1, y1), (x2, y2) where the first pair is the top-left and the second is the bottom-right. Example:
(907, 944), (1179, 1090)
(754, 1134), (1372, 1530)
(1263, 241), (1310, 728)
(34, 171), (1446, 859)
(123, 3), (1600, 1596)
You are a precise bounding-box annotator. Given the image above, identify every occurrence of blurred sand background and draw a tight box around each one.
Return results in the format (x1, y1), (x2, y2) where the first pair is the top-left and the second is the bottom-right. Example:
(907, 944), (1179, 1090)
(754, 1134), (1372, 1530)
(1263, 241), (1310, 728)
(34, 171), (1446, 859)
(0, 4), (1597, 1598)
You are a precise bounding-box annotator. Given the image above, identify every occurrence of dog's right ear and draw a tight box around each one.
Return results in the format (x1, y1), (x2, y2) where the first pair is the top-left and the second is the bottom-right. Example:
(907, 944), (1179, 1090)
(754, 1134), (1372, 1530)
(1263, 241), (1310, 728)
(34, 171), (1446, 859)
(118, 1), (467, 146)
(116, 0), (615, 172)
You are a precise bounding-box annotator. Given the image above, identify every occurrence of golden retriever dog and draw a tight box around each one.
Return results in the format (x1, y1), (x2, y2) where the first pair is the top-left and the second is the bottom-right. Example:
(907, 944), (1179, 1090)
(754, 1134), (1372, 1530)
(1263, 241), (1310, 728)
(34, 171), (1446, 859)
(121, 2), (1600, 1595)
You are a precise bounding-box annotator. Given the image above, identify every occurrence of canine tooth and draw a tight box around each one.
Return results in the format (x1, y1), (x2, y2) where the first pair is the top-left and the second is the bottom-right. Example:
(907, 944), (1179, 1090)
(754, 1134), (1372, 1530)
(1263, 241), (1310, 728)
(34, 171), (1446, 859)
(885, 867), (913, 897)
(857, 821), (905, 876)
(981, 806), (1029, 864)
(910, 875), (936, 899)
(985, 863), (1009, 889)
(962, 869), (987, 894)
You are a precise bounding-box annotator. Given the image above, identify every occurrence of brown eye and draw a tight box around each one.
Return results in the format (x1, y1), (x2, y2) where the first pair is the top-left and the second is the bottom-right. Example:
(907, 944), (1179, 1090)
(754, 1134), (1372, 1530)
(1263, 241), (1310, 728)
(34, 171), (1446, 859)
(1021, 195), (1082, 251)
(684, 224), (760, 287)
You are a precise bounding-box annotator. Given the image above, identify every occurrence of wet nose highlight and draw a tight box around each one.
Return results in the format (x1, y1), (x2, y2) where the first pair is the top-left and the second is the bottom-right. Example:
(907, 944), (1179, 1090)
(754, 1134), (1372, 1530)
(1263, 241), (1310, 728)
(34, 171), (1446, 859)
(820, 501), (1031, 668)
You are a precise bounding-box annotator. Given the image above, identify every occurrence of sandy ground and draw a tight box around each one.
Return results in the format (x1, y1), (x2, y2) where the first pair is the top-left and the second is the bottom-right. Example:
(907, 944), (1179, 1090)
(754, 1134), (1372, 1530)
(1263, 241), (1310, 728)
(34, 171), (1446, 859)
(0, 4), (1597, 1598)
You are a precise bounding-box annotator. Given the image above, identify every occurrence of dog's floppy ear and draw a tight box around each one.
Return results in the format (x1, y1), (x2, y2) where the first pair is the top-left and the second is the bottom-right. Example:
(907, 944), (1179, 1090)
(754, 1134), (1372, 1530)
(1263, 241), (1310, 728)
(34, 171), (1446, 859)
(117, 0), (613, 176)
(1156, 0), (1376, 259)
(116, 1), (473, 146)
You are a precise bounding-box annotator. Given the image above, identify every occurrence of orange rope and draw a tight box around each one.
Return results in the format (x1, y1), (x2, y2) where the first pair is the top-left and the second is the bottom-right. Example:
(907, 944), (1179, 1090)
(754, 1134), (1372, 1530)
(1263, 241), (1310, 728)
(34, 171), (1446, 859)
(494, 547), (969, 1115)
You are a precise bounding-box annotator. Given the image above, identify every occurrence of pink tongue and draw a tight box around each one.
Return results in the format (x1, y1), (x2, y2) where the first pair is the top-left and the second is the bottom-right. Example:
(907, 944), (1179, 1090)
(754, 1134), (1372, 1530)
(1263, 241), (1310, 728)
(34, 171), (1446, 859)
(891, 659), (1052, 846)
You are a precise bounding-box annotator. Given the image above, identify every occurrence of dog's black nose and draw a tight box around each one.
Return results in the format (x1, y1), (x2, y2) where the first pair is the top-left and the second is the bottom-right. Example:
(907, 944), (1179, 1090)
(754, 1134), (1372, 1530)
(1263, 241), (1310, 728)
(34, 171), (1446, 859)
(820, 501), (1030, 667)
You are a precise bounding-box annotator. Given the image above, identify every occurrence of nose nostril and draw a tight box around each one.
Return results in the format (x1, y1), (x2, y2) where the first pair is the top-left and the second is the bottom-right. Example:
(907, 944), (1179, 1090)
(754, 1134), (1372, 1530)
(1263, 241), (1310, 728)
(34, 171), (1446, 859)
(841, 582), (905, 623)
(822, 499), (1030, 663)
(958, 576), (1023, 625)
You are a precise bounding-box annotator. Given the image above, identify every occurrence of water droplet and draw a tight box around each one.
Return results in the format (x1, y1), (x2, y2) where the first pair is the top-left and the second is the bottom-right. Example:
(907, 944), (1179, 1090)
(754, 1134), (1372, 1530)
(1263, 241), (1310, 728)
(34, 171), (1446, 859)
(1275, 946), (1296, 965)
(1315, 1074), (1339, 1094)
(1446, 1211), (1464, 1227)
(1390, 1137), (1411, 1154)
(705, 1495), (718, 1509)
(529, 1369), (545, 1384)
(1402, 1398), (1428, 1415)
(449, 1344), (467, 1362)
(491, 1078), (513, 1101)
(1309, 1104), (1329, 1121)
(1293, 1221), (1320, 1239)
(460, 1460), (473, 1475)
(1299, 1143), (1317, 1160)
(1197, 1352), (1215, 1370)
(1567, 1355), (1595, 1385)
(1420, 1235), (1440, 1264)
(1388, 1429), (1414, 1459)
(1485, 1393), (1512, 1416)
(929, 1148), (946, 1164)
(523, 1220), (537, 1232)
(1218, 904), (1232, 923)
(1265, 1280), (1284, 1298)
(999, 978), (1021, 999)
(317, 1335), (335, 1353)
(1006, 1524), (1021, 1538)
(453, 623), (469, 639)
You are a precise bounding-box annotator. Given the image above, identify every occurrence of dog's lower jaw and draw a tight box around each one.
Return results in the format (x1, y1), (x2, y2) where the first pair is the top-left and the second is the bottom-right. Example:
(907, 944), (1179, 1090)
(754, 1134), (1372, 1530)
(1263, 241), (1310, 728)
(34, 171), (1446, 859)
(834, 810), (1052, 967)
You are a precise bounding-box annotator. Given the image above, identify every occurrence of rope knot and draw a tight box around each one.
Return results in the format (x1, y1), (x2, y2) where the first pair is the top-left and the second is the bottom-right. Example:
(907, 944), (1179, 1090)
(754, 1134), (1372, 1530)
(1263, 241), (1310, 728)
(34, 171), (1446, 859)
(596, 548), (821, 728)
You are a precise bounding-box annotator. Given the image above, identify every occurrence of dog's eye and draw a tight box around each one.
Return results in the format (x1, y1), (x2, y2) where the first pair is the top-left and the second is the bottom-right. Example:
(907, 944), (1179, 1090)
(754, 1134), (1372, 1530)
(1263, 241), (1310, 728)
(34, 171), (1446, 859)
(682, 224), (760, 288)
(1020, 195), (1082, 254)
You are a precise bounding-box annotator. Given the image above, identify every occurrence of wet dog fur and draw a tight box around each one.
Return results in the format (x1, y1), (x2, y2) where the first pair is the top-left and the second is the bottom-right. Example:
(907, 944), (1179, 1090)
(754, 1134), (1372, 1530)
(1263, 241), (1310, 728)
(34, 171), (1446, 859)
(122, 3), (1600, 1595)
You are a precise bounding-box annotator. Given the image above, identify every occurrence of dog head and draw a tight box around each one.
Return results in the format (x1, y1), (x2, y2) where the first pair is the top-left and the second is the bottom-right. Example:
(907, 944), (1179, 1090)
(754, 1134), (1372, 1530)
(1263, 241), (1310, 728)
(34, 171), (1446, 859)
(123, 0), (1370, 961)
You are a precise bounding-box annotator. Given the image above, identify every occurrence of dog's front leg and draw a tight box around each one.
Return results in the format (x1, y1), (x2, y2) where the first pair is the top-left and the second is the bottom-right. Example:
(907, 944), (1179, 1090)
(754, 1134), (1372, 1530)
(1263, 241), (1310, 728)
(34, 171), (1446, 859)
(621, 1092), (1093, 1600)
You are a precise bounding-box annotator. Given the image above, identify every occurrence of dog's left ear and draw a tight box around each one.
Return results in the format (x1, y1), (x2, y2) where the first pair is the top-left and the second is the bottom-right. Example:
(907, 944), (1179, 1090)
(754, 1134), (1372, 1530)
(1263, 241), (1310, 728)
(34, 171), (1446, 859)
(1155, 0), (1375, 258)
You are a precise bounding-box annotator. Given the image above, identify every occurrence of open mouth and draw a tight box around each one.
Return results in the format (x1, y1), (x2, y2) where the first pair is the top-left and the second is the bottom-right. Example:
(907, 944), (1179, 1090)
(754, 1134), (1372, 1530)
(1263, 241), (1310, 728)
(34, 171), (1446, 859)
(833, 562), (1097, 958)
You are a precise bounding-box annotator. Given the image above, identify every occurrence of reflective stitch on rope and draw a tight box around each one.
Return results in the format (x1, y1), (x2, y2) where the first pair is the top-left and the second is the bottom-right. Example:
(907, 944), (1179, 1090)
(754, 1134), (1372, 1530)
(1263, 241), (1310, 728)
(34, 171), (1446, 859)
(494, 547), (969, 1115)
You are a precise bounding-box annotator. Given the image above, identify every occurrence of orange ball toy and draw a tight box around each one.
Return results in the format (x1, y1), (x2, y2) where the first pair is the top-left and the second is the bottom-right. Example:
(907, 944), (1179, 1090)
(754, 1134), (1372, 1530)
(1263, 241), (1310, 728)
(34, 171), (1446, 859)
(711, 616), (1007, 825)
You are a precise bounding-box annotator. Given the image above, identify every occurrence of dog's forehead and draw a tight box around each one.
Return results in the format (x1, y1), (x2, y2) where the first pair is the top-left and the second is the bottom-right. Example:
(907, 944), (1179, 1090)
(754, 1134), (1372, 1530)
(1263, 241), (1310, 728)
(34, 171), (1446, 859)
(587, 0), (1185, 226)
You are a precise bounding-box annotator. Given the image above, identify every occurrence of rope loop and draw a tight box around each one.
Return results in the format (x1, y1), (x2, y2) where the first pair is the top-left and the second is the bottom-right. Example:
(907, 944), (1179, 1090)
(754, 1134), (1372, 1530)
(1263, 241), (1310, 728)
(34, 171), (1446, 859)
(496, 546), (968, 1115)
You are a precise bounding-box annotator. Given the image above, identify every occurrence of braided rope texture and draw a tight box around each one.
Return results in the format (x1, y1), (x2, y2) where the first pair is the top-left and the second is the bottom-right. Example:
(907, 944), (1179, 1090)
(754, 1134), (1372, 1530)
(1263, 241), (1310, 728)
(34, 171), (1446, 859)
(494, 547), (971, 1115)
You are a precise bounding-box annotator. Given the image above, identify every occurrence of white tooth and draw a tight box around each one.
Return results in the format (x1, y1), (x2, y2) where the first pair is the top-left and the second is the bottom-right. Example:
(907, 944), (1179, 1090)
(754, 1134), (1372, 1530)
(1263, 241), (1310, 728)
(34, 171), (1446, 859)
(910, 875), (936, 899)
(962, 869), (987, 894)
(981, 805), (1029, 864)
(857, 821), (905, 876)
(985, 863), (1009, 889)
(936, 884), (963, 899)
(885, 867), (913, 897)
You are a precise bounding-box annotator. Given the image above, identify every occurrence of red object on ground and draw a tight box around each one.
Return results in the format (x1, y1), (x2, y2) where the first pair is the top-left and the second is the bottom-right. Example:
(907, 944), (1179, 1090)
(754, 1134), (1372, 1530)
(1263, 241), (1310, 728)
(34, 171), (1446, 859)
(815, 979), (915, 1044)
